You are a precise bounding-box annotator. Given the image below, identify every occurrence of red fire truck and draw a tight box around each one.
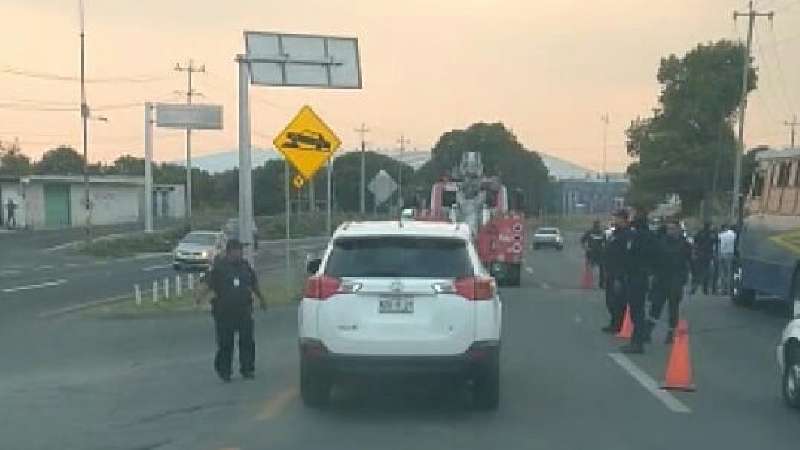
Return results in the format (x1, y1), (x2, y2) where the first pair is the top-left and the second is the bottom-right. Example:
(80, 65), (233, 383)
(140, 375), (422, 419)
(415, 152), (526, 285)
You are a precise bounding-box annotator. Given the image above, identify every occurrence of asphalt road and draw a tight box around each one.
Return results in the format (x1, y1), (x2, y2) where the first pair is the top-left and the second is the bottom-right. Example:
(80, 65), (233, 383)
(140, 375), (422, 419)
(1, 235), (799, 450)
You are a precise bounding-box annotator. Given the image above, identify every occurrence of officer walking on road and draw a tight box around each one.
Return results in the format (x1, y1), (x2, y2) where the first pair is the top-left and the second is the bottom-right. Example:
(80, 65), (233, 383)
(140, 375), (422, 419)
(645, 217), (692, 344)
(692, 222), (717, 295)
(207, 239), (266, 382)
(601, 210), (630, 334)
(619, 211), (655, 354)
(581, 220), (606, 288)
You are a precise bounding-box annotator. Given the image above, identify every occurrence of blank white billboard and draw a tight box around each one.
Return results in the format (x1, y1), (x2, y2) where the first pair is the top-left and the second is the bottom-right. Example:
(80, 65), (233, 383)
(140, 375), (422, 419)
(244, 31), (362, 89)
(155, 103), (223, 130)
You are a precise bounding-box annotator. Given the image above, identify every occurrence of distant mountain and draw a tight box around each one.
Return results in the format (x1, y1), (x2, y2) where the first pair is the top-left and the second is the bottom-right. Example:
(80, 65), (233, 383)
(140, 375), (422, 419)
(179, 148), (598, 181)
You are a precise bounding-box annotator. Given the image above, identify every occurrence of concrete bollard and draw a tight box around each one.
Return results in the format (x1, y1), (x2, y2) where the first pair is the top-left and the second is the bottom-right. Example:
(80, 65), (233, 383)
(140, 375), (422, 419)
(134, 284), (142, 306)
(188, 273), (195, 290)
(152, 280), (159, 303)
(164, 277), (170, 299)
(175, 275), (182, 297)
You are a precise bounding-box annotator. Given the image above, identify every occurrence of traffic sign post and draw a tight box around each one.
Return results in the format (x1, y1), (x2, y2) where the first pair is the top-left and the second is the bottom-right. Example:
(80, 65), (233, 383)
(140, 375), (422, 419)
(273, 105), (342, 236)
(368, 169), (398, 209)
(236, 31), (361, 264)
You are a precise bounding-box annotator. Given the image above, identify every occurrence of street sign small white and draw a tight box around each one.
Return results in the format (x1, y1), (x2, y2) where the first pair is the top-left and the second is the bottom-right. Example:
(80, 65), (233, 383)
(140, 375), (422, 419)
(368, 169), (398, 205)
(155, 103), (223, 130)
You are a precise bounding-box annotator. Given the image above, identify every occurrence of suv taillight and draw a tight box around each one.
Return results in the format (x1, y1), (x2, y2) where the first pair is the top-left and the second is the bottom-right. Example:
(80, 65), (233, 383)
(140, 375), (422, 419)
(454, 276), (496, 301)
(304, 275), (341, 300)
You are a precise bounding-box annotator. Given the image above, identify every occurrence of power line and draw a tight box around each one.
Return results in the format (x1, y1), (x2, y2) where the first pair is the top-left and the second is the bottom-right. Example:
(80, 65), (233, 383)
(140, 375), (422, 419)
(174, 59), (206, 223)
(0, 66), (169, 84)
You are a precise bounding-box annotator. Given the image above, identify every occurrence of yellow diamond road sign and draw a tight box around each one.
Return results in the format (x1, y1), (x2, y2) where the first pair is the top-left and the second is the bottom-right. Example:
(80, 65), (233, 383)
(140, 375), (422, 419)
(273, 105), (341, 181)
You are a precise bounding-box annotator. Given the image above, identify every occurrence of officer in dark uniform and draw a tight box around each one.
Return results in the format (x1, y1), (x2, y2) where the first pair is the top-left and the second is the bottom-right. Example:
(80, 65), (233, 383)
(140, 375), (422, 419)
(692, 222), (717, 294)
(645, 217), (692, 344)
(619, 211), (654, 354)
(581, 220), (606, 288)
(207, 239), (265, 382)
(602, 210), (630, 334)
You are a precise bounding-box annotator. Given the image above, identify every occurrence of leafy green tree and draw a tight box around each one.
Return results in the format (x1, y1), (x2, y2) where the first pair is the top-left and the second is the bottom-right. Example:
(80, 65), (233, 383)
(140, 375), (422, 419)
(35, 146), (85, 175)
(110, 155), (145, 175)
(412, 122), (549, 213)
(0, 142), (32, 176)
(625, 40), (756, 213)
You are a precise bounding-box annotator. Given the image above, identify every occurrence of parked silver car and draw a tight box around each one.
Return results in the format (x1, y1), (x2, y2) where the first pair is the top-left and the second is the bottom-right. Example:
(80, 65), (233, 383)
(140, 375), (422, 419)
(532, 227), (564, 250)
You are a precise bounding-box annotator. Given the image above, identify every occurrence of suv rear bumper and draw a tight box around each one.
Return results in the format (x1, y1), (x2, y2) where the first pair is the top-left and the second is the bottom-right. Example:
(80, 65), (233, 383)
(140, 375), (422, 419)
(300, 339), (500, 377)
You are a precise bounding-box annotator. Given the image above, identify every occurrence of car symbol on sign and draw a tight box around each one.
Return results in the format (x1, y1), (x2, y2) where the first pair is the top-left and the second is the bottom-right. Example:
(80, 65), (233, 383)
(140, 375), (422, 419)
(284, 130), (331, 151)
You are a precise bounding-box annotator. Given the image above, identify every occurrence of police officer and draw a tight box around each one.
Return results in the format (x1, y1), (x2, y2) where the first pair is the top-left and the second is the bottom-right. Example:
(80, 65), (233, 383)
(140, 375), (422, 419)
(207, 239), (265, 382)
(645, 217), (692, 344)
(602, 210), (630, 334)
(619, 211), (654, 354)
(692, 222), (717, 295)
(581, 220), (606, 288)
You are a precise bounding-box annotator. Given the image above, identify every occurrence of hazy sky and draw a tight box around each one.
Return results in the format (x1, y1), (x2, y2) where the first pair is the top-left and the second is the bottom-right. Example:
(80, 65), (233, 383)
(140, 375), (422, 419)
(2, 0), (799, 171)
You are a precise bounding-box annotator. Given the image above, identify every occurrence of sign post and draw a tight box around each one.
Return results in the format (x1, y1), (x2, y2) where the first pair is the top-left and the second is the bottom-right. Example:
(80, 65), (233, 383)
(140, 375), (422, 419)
(144, 102), (223, 233)
(237, 30), (361, 265)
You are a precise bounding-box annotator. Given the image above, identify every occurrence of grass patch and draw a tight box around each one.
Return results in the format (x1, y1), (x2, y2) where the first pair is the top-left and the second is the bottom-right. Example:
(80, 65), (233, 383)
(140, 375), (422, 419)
(77, 226), (188, 258)
(84, 271), (302, 318)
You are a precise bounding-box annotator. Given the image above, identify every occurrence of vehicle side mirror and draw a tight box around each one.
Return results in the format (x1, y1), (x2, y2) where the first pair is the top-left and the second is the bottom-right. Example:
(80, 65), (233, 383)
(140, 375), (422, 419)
(307, 258), (322, 275)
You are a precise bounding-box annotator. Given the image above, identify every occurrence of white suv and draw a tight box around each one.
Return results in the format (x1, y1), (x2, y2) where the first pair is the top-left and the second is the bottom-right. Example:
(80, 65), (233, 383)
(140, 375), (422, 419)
(778, 309), (800, 409)
(298, 221), (502, 409)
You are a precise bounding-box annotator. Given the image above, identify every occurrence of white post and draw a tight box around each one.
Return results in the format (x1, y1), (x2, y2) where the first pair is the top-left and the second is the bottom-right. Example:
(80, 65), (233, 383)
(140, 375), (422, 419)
(134, 284), (141, 306)
(152, 280), (158, 303)
(188, 272), (195, 290)
(164, 277), (170, 299)
(144, 102), (154, 233)
(175, 274), (182, 297)
(237, 55), (254, 265)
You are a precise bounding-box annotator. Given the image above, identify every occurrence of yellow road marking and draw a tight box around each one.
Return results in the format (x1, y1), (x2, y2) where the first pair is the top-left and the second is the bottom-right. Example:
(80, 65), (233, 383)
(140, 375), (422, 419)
(256, 386), (299, 421)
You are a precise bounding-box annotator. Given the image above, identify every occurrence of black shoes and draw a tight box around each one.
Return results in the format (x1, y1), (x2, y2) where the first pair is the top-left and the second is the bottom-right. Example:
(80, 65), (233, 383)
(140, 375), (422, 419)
(601, 324), (620, 334)
(620, 343), (644, 354)
(665, 329), (674, 345)
(218, 373), (232, 383)
(242, 371), (255, 380)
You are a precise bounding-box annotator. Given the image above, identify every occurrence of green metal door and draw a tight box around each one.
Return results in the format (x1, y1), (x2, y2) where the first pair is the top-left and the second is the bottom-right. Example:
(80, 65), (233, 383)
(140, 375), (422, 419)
(44, 184), (71, 227)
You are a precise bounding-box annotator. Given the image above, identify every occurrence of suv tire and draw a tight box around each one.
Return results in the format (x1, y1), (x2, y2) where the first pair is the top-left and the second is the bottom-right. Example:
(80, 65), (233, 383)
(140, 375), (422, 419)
(783, 343), (800, 409)
(300, 360), (331, 408)
(473, 357), (500, 410)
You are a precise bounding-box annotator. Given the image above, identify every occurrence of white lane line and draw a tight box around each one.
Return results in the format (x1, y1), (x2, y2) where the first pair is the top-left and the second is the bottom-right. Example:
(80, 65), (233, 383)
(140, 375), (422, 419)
(39, 293), (130, 318)
(525, 267), (534, 274)
(2, 279), (68, 293)
(36, 265), (54, 270)
(142, 264), (171, 272)
(0, 269), (22, 276)
(609, 353), (691, 414)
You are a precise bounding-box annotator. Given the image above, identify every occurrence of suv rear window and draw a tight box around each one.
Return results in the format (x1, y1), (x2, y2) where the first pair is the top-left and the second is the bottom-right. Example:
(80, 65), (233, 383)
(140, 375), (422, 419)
(325, 236), (473, 278)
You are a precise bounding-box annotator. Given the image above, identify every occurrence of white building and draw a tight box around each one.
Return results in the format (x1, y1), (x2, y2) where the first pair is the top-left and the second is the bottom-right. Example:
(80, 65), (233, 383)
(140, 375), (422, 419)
(0, 175), (184, 230)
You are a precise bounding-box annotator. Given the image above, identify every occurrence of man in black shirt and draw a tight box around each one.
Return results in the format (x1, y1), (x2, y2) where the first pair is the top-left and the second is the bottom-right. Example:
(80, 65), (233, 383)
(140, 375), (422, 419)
(207, 239), (265, 382)
(602, 210), (630, 334)
(619, 212), (655, 354)
(646, 218), (692, 344)
(581, 220), (606, 288)
(692, 222), (717, 295)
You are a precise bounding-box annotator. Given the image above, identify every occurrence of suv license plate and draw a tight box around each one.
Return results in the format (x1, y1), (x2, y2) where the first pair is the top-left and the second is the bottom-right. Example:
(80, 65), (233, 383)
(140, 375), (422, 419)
(378, 297), (414, 314)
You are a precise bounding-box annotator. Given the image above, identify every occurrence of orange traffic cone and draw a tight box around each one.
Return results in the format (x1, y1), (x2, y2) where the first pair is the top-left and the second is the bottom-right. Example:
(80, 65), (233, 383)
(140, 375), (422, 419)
(581, 262), (594, 289)
(661, 319), (696, 391)
(616, 306), (633, 339)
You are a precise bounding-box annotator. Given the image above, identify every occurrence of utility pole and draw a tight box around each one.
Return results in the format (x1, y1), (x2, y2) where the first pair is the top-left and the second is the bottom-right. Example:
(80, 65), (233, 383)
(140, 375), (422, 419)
(174, 59), (205, 227)
(732, 1), (774, 223)
(79, 0), (91, 243)
(397, 134), (409, 210)
(785, 114), (798, 149)
(355, 123), (369, 215)
(600, 113), (609, 179)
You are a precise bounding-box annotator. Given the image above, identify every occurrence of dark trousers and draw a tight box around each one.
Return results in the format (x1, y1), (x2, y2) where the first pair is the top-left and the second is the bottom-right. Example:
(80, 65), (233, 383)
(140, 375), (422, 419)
(213, 312), (255, 376)
(627, 276), (648, 345)
(692, 257), (711, 294)
(605, 274), (625, 329)
(649, 276), (684, 330)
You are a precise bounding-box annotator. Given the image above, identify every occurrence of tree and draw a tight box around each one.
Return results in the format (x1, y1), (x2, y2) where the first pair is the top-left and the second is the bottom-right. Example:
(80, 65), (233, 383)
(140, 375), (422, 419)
(625, 40), (756, 213)
(110, 155), (145, 175)
(35, 146), (85, 175)
(0, 141), (32, 176)
(412, 122), (550, 214)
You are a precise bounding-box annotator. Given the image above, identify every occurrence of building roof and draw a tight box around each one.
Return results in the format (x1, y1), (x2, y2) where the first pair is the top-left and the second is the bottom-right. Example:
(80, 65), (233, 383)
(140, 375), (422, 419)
(333, 220), (472, 240)
(756, 148), (800, 161)
(1, 175), (145, 185)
